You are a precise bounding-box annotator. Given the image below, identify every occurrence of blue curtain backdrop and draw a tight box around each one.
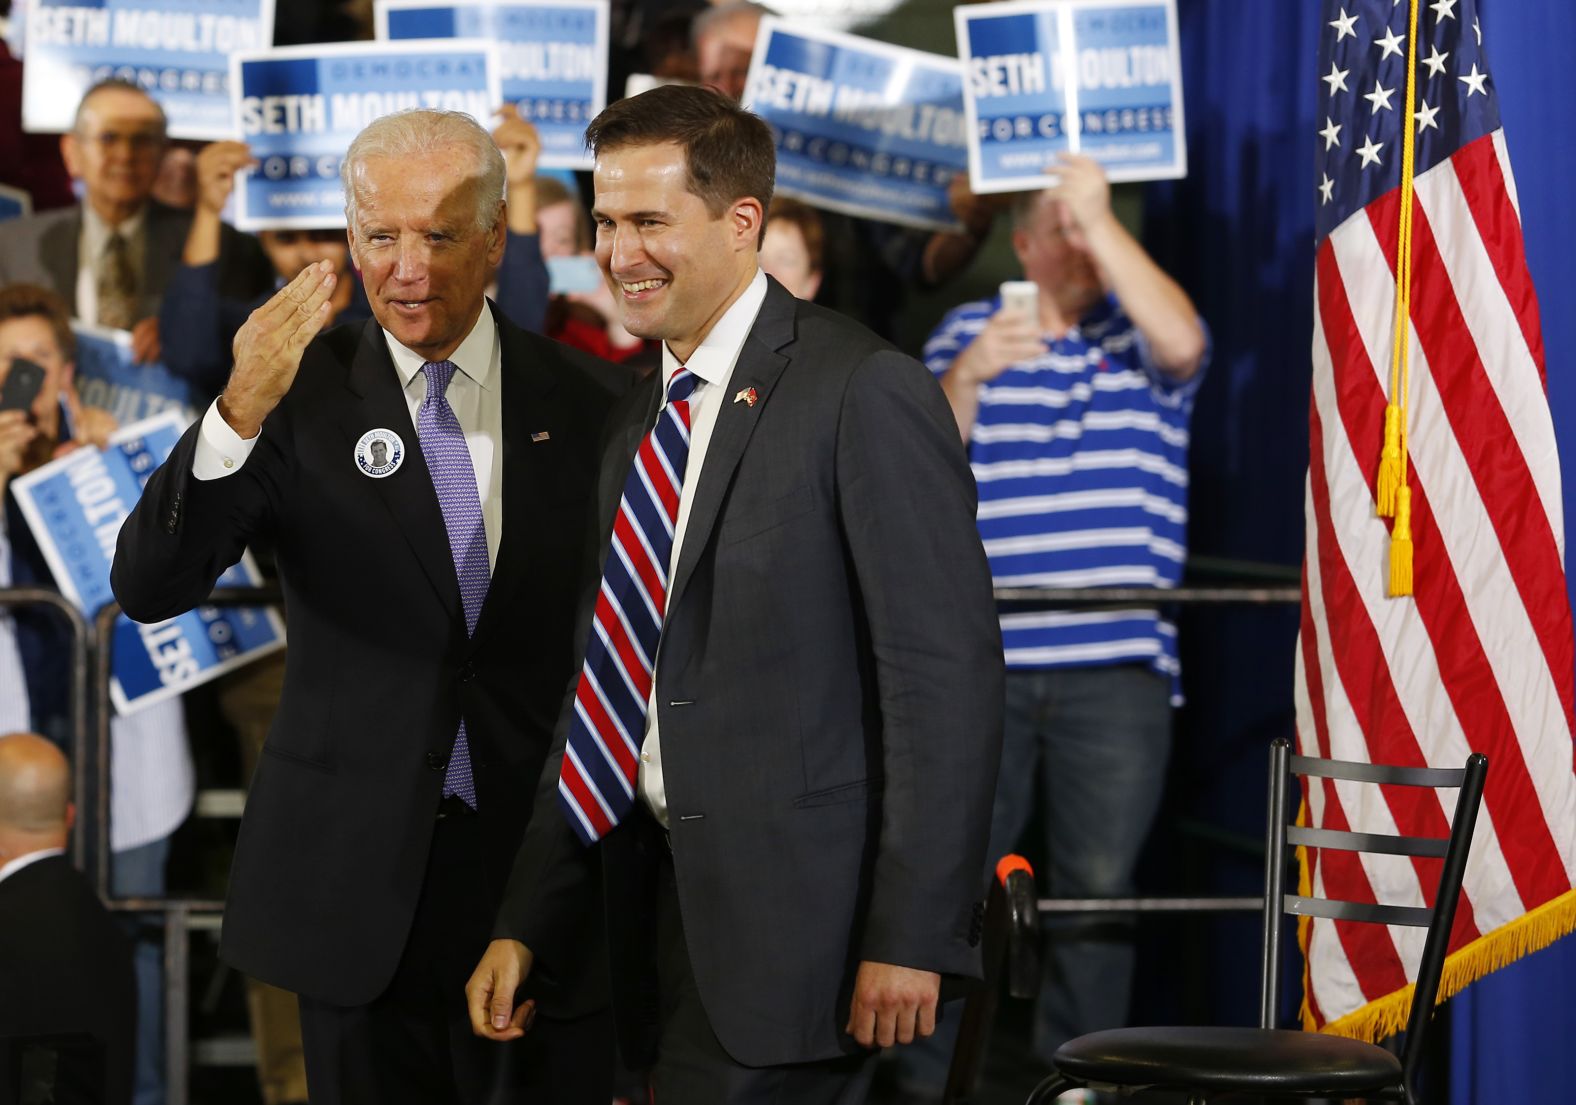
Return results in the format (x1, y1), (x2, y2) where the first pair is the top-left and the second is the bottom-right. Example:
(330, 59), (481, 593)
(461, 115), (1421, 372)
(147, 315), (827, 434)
(1140, 1), (1576, 1098)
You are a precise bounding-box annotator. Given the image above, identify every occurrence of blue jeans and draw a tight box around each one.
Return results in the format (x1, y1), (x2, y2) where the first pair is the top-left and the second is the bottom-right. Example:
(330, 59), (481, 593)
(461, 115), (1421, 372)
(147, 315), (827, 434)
(112, 836), (171, 1105)
(893, 664), (1172, 1093)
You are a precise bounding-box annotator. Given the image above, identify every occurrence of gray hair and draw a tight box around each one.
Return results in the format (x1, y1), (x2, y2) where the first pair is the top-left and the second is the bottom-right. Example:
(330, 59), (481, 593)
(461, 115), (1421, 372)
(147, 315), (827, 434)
(692, 1), (772, 46)
(73, 77), (168, 136)
(341, 109), (507, 233)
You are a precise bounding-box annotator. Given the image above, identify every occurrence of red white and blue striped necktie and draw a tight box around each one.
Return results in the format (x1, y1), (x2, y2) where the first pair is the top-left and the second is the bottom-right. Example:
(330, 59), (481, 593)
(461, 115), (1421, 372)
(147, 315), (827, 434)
(559, 368), (699, 844)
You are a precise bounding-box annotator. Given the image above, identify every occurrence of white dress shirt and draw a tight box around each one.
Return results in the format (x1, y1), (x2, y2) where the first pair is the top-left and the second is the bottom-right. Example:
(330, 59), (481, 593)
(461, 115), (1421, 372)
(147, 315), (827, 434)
(0, 847), (65, 887)
(75, 204), (146, 329)
(638, 268), (768, 827)
(191, 306), (505, 571)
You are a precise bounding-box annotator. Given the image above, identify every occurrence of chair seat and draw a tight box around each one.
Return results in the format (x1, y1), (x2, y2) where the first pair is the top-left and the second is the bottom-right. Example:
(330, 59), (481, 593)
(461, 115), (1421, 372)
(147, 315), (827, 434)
(1053, 1025), (1404, 1094)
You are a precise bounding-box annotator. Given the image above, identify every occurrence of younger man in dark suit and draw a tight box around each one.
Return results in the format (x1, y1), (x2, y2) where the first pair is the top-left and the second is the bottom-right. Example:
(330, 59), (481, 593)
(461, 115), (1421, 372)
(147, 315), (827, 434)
(468, 85), (1004, 1104)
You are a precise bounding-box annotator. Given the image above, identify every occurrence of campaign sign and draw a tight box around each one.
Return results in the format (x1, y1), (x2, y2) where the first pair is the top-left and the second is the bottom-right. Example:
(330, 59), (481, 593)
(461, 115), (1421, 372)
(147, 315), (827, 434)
(21, 0), (275, 139)
(742, 20), (968, 233)
(376, 0), (609, 170)
(11, 410), (285, 714)
(70, 323), (200, 430)
(956, 0), (1185, 193)
(0, 184), (29, 223)
(230, 40), (503, 230)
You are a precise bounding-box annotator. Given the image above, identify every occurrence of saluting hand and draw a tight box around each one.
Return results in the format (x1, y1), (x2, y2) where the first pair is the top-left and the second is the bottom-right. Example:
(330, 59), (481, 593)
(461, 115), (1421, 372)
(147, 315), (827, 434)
(218, 260), (337, 439)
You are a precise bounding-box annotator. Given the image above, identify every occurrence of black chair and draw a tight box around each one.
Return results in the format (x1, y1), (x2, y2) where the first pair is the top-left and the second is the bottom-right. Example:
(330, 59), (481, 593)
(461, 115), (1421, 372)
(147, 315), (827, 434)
(1027, 738), (1488, 1105)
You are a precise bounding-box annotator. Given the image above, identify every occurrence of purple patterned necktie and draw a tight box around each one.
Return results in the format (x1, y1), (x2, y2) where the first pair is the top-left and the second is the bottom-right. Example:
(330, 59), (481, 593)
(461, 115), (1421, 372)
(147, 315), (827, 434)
(419, 359), (489, 808)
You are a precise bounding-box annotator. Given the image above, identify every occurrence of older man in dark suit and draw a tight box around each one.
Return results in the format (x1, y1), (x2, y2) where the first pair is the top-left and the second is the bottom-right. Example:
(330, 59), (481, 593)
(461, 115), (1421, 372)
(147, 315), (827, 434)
(0, 78), (270, 361)
(0, 732), (137, 1105)
(111, 109), (620, 1105)
(468, 85), (1004, 1103)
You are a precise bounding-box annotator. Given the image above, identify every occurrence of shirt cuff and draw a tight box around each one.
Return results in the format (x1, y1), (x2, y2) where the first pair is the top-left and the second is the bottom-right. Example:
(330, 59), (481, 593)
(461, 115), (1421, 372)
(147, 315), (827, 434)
(192, 400), (258, 480)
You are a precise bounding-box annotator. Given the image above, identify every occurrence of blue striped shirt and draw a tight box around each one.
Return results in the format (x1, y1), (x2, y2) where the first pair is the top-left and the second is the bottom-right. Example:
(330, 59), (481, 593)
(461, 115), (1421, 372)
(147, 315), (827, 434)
(926, 294), (1205, 696)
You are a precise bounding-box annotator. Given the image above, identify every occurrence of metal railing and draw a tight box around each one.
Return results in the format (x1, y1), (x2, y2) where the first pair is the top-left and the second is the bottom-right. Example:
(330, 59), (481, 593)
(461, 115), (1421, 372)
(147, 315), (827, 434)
(39, 577), (1302, 1103)
(0, 587), (94, 865)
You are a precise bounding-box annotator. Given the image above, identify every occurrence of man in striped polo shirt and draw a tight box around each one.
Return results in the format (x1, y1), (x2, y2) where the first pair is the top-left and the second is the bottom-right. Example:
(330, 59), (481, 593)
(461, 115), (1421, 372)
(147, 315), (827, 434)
(900, 154), (1208, 1099)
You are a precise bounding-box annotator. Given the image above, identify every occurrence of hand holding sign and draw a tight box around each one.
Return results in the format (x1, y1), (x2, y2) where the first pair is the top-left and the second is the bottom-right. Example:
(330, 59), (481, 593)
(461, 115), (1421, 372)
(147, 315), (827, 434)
(1046, 152), (1112, 245)
(220, 260), (338, 439)
(197, 141), (260, 217)
(493, 103), (542, 234)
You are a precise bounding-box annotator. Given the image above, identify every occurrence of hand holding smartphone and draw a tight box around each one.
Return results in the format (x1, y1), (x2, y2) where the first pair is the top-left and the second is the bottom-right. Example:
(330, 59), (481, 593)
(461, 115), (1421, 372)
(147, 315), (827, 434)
(0, 358), (46, 417)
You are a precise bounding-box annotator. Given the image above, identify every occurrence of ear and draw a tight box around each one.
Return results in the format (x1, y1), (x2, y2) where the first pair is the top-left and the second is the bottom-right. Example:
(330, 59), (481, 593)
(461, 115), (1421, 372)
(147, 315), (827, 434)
(60, 132), (83, 180)
(486, 203), (508, 268)
(1010, 226), (1030, 268)
(732, 196), (764, 252)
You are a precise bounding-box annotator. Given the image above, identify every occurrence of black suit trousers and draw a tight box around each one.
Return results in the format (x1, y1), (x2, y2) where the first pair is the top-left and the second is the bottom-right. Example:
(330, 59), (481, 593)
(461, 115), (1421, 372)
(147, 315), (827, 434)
(297, 811), (612, 1105)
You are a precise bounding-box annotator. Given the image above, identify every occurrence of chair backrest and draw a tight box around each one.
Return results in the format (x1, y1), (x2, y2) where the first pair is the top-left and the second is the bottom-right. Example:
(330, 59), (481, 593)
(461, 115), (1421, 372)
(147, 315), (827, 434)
(1259, 738), (1488, 1087)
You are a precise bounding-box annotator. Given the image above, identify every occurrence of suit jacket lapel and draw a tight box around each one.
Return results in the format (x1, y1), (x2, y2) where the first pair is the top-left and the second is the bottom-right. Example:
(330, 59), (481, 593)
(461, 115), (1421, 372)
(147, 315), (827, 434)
(468, 312), (561, 649)
(42, 211), (80, 315)
(665, 281), (794, 617)
(339, 322), (463, 621)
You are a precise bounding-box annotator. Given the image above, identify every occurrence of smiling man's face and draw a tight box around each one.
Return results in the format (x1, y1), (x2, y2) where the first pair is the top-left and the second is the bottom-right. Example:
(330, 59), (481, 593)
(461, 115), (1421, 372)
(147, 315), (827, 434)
(591, 141), (757, 364)
(347, 151), (504, 361)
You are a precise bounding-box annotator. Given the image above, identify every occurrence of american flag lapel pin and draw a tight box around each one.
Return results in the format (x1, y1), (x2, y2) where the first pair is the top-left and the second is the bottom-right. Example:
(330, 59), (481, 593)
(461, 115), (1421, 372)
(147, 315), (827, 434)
(733, 386), (758, 408)
(530, 430), (551, 443)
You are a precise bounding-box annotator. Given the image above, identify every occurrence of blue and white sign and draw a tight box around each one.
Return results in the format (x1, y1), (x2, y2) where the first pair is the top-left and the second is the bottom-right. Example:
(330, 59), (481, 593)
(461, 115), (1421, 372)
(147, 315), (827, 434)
(70, 322), (200, 430)
(955, 0), (1185, 193)
(11, 410), (285, 714)
(230, 39), (503, 231)
(20, 0), (275, 139)
(376, 0), (609, 170)
(742, 20), (968, 233)
(0, 184), (29, 223)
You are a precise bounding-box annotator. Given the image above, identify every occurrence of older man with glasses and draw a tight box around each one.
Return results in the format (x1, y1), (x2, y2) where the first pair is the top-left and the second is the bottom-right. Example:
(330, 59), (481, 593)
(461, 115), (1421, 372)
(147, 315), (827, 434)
(0, 78), (272, 364)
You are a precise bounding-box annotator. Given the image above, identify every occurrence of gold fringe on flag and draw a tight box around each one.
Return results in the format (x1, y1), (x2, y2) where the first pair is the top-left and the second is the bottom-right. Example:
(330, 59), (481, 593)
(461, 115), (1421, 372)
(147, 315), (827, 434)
(1297, 853), (1576, 1042)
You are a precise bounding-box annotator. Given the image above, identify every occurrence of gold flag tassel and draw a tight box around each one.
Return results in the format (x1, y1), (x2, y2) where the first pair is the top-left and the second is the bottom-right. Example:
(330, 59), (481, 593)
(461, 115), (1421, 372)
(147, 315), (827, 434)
(1380, 0), (1421, 596)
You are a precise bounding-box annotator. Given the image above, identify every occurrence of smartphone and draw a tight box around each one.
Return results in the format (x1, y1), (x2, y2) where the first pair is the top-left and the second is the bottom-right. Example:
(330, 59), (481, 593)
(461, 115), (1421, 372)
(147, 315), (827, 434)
(547, 254), (605, 296)
(999, 280), (1038, 320)
(0, 357), (45, 415)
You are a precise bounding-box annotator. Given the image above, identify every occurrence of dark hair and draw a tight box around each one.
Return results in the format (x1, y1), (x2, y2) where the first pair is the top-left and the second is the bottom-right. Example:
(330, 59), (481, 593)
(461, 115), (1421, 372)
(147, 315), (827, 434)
(0, 284), (76, 363)
(766, 197), (823, 272)
(585, 85), (775, 237)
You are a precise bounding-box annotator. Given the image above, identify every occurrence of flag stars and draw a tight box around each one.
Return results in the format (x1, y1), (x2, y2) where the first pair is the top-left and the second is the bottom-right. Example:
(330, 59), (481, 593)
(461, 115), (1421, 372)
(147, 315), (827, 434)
(1364, 80), (1396, 113)
(1319, 173), (1336, 205)
(1324, 61), (1351, 95)
(1420, 45), (1449, 78)
(1431, 0), (1456, 20)
(1375, 27), (1405, 60)
(1319, 116), (1343, 150)
(1415, 100), (1440, 133)
(1330, 7), (1359, 40)
(1357, 135), (1385, 168)
(1459, 63), (1489, 96)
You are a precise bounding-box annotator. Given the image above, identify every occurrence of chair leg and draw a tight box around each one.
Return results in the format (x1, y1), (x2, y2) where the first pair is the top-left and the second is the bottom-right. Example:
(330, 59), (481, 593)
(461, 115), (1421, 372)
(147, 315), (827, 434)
(1025, 1072), (1081, 1105)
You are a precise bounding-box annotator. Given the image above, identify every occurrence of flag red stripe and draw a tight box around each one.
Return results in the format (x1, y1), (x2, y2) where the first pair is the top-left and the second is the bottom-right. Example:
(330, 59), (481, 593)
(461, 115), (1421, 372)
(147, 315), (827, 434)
(1303, 392), (1414, 998)
(561, 753), (613, 838)
(574, 675), (639, 780)
(1366, 188), (1576, 734)
(1318, 242), (1563, 912)
(1451, 136), (1547, 383)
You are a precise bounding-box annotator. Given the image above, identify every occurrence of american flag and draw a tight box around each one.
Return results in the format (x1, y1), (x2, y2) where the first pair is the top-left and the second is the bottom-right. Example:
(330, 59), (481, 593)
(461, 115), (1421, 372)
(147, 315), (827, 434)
(1298, 0), (1576, 1039)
